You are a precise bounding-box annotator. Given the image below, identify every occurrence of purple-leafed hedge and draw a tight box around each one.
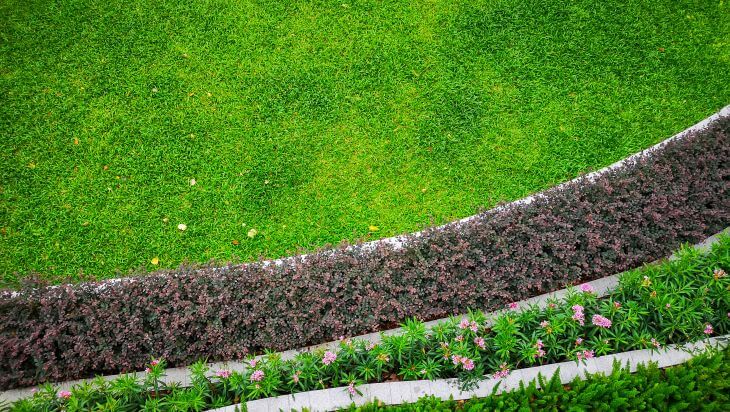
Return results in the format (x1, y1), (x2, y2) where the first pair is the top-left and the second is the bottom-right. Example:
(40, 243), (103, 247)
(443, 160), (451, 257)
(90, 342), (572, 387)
(1, 116), (729, 390)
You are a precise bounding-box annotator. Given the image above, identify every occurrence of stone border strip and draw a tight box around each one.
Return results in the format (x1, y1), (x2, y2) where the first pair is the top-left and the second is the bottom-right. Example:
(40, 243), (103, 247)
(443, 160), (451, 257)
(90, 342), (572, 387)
(216, 334), (730, 412)
(2, 228), (726, 404)
(4, 104), (728, 299)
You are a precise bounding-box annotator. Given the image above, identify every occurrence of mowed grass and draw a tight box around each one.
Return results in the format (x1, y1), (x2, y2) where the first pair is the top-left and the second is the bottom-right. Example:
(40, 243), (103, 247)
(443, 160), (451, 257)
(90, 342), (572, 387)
(1, 0), (729, 287)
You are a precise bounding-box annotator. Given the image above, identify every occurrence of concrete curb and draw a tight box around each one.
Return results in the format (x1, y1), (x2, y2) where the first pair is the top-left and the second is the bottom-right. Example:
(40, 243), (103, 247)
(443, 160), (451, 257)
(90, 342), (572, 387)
(211, 335), (730, 412)
(2, 227), (726, 403)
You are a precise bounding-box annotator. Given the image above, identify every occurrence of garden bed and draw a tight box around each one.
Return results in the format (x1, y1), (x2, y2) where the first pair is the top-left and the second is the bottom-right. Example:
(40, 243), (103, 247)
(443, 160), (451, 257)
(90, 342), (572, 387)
(5, 234), (729, 410)
(337, 346), (730, 411)
(1, 111), (728, 389)
(218, 336), (730, 412)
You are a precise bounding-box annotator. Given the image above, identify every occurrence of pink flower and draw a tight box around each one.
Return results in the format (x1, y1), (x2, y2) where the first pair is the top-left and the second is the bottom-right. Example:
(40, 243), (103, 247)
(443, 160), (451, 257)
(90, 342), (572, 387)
(666, 303), (671, 309)
(322, 351), (337, 365)
(575, 337), (583, 345)
(548, 303), (557, 309)
(534, 340), (545, 358)
(474, 337), (486, 349)
(451, 354), (462, 365)
(493, 363), (510, 379)
(216, 370), (231, 379)
(249, 359), (258, 368)
(366, 342), (376, 350)
(150, 359), (160, 366)
(458, 318), (470, 329)
(461, 357), (475, 371)
(613, 301), (621, 309)
(145, 368), (152, 373)
(292, 371), (300, 384)
(572, 306), (585, 326)
(592, 315), (612, 328)
(250, 370), (264, 382)
(455, 335), (464, 342)
(583, 350), (595, 359)
(30, 388), (37, 394)
(469, 321), (479, 333)
(576, 351), (584, 361)
(727, 312), (730, 319)
(420, 369), (427, 375)
(540, 320), (550, 328)
(650, 338), (661, 348)
(579, 283), (594, 294)
(338, 335), (345, 341)
(508, 302), (519, 310)
(347, 382), (357, 396)
(58, 390), (72, 399)
(704, 324), (714, 335)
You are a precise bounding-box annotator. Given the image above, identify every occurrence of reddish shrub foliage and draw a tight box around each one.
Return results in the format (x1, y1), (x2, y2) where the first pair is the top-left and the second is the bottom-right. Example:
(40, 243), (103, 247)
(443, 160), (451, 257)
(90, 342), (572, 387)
(1, 117), (729, 389)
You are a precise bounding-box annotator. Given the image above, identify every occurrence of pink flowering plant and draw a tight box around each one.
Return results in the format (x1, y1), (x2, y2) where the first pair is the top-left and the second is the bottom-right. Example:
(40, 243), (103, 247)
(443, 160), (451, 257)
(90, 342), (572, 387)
(10, 238), (730, 411)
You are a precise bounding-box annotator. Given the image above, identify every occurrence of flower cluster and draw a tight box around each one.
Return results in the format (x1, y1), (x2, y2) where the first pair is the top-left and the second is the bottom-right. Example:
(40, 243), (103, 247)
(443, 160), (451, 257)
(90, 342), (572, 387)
(592, 315), (612, 328)
(572, 305), (585, 326)
(575, 350), (595, 361)
(474, 337), (486, 349)
(493, 363), (510, 379)
(250, 370), (264, 382)
(322, 351), (337, 365)
(534, 340), (546, 358)
(451, 355), (475, 371)
(459, 318), (479, 332)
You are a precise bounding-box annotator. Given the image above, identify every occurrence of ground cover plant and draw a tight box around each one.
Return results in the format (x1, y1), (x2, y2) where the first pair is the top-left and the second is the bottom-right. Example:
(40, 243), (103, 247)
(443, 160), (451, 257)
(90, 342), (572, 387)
(1, 116), (728, 389)
(7, 236), (730, 409)
(342, 348), (730, 411)
(1, 0), (730, 286)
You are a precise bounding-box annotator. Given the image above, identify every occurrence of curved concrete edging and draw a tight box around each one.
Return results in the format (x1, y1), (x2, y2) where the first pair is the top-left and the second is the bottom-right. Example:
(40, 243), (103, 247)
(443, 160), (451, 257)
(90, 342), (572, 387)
(212, 334), (730, 412)
(2, 228), (726, 404)
(3, 105), (728, 298)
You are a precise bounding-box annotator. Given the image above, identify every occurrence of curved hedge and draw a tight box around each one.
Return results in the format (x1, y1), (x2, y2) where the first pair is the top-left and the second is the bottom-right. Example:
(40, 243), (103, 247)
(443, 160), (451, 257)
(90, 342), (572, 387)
(1, 115), (729, 389)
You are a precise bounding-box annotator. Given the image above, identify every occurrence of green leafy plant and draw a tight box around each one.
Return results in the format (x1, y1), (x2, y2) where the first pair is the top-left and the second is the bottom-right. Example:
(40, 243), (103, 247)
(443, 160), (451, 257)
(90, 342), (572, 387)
(342, 347), (730, 411)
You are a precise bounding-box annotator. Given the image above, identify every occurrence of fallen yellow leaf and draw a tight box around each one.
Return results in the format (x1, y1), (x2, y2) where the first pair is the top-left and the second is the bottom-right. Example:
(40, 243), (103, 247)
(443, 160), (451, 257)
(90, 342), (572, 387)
(178, 223), (187, 231)
(369, 225), (379, 232)
(247, 228), (258, 238)
(151, 257), (159, 265)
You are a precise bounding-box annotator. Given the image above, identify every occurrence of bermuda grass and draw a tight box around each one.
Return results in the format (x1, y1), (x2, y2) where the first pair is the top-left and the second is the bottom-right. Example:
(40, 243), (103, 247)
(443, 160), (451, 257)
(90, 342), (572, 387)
(1, 0), (729, 286)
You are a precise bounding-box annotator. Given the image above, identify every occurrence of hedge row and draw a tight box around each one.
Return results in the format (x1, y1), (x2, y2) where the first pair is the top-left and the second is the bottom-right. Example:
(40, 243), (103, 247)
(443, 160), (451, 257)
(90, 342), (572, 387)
(1, 115), (729, 389)
(10, 236), (728, 410)
(345, 348), (730, 411)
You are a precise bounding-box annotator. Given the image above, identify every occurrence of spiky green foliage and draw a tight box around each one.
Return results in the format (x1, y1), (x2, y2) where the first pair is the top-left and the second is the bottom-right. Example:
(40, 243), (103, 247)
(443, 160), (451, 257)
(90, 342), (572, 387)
(344, 348), (730, 411)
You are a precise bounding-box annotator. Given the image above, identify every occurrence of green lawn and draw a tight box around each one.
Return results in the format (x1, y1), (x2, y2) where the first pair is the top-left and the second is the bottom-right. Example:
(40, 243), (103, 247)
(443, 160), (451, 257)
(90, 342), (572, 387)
(1, 0), (728, 287)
